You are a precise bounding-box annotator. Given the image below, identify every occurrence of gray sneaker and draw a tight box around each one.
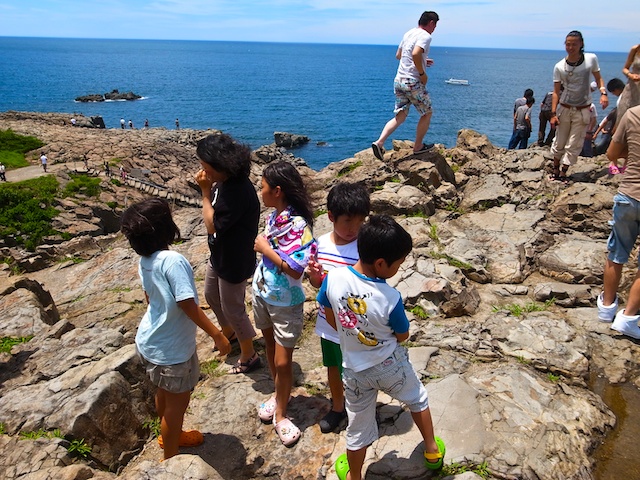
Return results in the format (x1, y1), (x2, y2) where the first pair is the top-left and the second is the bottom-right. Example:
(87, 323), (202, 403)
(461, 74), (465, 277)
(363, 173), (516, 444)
(597, 293), (618, 322)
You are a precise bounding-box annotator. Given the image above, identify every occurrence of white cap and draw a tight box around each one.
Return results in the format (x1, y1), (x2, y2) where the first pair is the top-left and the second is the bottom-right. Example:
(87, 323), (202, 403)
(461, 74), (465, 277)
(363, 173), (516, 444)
(590, 81), (597, 92)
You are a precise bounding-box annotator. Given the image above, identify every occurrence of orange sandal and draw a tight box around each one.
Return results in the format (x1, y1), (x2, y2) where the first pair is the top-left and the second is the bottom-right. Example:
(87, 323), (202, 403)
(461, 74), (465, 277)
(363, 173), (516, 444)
(157, 429), (204, 449)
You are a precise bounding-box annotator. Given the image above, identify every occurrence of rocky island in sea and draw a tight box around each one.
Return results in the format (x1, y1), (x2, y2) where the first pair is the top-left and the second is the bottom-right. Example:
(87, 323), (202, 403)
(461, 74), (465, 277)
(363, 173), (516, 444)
(0, 111), (638, 480)
(75, 89), (142, 102)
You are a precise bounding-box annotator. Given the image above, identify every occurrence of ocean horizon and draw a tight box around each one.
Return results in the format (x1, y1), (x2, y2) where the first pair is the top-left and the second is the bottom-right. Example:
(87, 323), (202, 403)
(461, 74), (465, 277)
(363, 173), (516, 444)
(0, 36), (627, 169)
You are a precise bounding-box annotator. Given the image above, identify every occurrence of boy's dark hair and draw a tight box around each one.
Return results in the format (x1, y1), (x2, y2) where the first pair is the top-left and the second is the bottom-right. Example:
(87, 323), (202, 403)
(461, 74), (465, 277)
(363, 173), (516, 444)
(524, 88), (534, 99)
(120, 198), (181, 257)
(263, 161), (314, 227)
(607, 78), (625, 93)
(526, 97), (535, 106)
(196, 133), (252, 179)
(357, 215), (412, 265)
(327, 182), (371, 219)
(419, 11), (439, 26)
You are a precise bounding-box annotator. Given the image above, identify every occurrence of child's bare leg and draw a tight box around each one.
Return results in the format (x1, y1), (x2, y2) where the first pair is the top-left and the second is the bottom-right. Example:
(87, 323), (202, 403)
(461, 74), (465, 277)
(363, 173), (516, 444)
(158, 388), (191, 460)
(411, 408), (438, 457)
(327, 366), (344, 411)
(273, 342), (294, 422)
(261, 327), (276, 379)
(346, 447), (367, 480)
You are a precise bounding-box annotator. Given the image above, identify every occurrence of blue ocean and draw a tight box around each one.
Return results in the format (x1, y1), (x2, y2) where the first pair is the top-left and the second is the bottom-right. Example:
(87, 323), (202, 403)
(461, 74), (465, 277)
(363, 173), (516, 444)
(0, 37), (627, 170)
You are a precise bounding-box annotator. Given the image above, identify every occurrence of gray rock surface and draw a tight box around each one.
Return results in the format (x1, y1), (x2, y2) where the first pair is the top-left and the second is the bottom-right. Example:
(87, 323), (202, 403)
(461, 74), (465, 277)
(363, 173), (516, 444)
(0, 114), (638, 479)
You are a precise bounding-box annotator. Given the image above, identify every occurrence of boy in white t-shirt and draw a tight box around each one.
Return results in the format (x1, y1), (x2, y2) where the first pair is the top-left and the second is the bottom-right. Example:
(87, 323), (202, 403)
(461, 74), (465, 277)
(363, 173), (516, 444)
(317, 215), (445, 480)
(308, 182), (370, 433)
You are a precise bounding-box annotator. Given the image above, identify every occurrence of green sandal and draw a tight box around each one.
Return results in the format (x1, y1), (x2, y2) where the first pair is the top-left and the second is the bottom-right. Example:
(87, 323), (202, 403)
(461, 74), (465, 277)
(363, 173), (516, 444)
(335, 453), (350, 480)
(424, 436), (446, 470)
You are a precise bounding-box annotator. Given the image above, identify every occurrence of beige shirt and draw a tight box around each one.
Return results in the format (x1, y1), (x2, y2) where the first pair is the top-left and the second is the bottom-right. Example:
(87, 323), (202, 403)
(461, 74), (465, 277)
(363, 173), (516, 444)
(614, 105), (640, 201)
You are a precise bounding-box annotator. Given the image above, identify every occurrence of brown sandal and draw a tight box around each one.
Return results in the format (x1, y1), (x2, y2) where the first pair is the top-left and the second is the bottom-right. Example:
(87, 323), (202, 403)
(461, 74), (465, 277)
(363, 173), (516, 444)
(231, 353), (261, 374)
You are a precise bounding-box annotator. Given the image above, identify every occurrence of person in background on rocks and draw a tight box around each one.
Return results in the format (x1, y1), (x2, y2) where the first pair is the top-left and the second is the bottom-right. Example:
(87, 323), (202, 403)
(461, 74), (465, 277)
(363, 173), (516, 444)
(40, 153), (48, 172)
(120, 198), (231, 461)
(580, 82), (599, 158)
(317, 215), (446, 480)
(144, 118), (149, 129)
(549, 30), (608, 183)
(104, 161), (111, 177)
(253, 161), (317, 447)
(508, 96), (535, 149)
(70, 117), (76, 126)
(128, 119), (134, 129)
(175, 118), (180, 129)
(83, 154), (89, 170)
(120, 165), (127, 181)
(194, 133), (261, 375)
(615, 44), (640, 129)
(607, 78), (625, 107)
(597, 104), (640, 340)
(371, 11), (439, 161)
(593, 108), (617, 156)
(509, 89), (534, 148)
(0, 162), (6, 181)
(307, 182), (370, 434)
(120, 117), (125, 129)
(538, 90), (555, 146)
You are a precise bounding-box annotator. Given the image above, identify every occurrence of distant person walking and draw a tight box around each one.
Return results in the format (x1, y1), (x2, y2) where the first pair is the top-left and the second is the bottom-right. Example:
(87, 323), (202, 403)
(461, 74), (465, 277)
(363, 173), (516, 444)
(371, 11), (439, 161)
(120, 118), (125, 129)
(128, 119), (134, 129)
(538, 91), (555, 146)
(0, 162), (6, 181)
(508, 96), (535, 149)
(175, 118), (180, 129)
(144, 118), (149, 129)
(40, 153), (48, 172)
(104, 161), (111, 177)
(549, 30), (608, 182)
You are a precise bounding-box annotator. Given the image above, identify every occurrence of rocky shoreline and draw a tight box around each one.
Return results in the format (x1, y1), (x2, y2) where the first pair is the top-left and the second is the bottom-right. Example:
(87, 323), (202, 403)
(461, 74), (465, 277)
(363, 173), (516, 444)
(0, 111), (638, 479)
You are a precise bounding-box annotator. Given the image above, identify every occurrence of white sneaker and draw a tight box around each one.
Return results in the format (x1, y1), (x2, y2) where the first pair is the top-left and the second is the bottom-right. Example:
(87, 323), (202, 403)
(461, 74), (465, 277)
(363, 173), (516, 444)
(597, 293), (618, 322)
(611, 311), (640, 340)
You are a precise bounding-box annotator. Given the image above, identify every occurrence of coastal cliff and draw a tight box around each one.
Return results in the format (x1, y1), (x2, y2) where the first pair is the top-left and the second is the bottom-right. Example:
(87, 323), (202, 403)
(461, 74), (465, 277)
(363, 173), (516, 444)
(0, 111), (638, 480)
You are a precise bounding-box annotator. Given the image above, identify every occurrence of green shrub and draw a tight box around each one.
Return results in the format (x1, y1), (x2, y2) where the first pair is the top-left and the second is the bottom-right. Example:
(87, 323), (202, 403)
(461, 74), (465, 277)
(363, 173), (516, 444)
(63, 174), (101, 197)
(337, 161), (362, 177)
(67, 438), (92, 459)
(0, 176), (60, 250)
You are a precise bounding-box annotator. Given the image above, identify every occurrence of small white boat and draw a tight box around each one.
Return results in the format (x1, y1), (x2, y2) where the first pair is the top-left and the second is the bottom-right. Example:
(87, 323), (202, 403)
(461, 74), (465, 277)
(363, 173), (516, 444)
(445, 78), (469, 86)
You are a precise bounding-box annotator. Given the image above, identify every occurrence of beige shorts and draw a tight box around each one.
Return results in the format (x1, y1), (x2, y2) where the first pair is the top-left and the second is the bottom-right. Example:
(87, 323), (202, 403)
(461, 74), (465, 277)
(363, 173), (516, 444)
(252, 293), (304, 349)
(137, 348), (200, 394)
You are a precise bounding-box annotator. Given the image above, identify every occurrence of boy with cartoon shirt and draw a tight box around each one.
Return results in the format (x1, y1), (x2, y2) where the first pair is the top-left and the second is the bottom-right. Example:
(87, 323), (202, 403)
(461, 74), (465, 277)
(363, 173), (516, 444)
(317, 215), (445, 480)
(308, 182), (370, 433)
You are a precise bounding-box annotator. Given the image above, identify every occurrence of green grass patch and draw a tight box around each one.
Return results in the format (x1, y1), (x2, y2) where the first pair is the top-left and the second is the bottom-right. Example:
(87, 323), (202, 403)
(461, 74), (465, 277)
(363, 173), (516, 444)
(409, 305), (429, 320)
(430, 252), (473, 270)
(143, 417), (161, 439)
(437, 460), (491, 479)
(0, 176), (60, 251)
(547, 372), (561, 383)
(1, 335), (34, 353)
(63, 173), (101, 197)
(200, 358), (224, 376)
(0, 423), (5, 435)
(19, 428), (63, 440)
(0, 150), (29, 169)
(492, 299), (555, 317)
(314, 208), (327, 218)
(337, 161), (362, 177)
(0, 129), (44, 168)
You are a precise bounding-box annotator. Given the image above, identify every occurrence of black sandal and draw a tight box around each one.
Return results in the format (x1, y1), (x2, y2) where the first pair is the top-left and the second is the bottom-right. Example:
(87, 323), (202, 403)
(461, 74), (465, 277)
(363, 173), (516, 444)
(231, 353), (261, 374)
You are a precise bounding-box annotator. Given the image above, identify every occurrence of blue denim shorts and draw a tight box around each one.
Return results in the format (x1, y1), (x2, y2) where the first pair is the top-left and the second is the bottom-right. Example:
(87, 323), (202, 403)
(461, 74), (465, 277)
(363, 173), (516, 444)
(607, 192), (640, 265)
(394, 79), (432, 116)
(343, 344), (429, 450)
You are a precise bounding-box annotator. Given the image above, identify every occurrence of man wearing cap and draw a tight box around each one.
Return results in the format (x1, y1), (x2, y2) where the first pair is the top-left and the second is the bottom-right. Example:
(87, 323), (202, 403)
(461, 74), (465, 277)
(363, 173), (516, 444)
(597, 104), (640, 339)
(371, 11), (439, 160)
(549, 30), (608, 182)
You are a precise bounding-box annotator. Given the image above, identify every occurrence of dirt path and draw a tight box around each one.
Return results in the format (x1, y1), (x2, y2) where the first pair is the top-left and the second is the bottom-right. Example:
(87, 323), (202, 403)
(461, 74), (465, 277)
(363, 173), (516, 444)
(3, 163), (83, 183)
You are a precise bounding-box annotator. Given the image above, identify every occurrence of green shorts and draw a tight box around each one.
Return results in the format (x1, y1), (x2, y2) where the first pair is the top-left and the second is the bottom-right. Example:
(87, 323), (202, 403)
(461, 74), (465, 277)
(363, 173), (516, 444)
(321, 338), (343, 372)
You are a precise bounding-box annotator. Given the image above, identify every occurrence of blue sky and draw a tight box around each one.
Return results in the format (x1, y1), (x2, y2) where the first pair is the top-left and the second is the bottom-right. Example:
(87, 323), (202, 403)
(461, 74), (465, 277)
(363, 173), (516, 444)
(0, 0), (637, 52)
